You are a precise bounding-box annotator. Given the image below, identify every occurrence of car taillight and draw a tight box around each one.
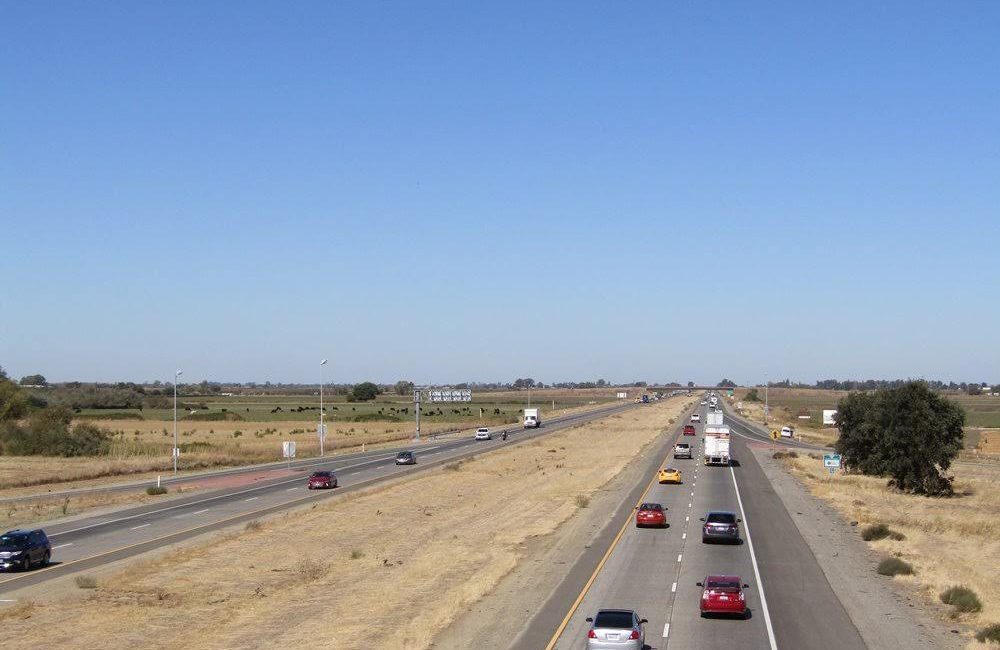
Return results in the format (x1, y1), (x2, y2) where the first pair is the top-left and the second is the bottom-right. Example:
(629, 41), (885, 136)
(587, 630), (596, 638)
(629, 630), (640, 640)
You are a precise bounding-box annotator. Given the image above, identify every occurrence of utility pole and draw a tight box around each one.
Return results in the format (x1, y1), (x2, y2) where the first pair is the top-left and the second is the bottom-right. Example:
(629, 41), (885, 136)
(173, 370), (182, 474)
(414, 388), (422, 441)
(319, 359), (328, 456)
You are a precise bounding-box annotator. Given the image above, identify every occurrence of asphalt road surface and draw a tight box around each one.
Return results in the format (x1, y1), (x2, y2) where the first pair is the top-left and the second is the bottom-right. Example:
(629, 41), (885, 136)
(0, 402), (634, 595)
(526, 400), (865, 650)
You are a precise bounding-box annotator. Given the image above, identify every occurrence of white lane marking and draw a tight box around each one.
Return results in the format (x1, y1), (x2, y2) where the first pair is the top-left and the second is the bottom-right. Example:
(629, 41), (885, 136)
(244, 497), (258, 502)
(130, 523), (150, 530)
(663, 623), (670, 638)
(48, 454), (399, 537)
(688, 502), (692, 508)
(0, 599), (16, 602)
(191, 508), (210, 515)
(671, 582), (677, 593)
(682, 532), (687, 540)
(685, 516), (689, 522)
(730, 465), (779, 650)
(690, 491), (695, 496)
(677, 554), (682, 563)
(52, 543), (73, 549)
(286, 487), (299, 491)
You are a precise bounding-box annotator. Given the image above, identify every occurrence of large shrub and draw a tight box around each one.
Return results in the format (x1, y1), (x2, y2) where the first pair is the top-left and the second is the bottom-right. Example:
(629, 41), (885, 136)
(834, 381), (964, 496)
(0, 407), (110, 456)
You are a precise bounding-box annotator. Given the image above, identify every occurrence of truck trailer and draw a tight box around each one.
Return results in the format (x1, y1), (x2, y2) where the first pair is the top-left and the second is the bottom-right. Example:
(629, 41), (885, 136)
(523, 408), (541, 428)
(704, 425), (731, 466)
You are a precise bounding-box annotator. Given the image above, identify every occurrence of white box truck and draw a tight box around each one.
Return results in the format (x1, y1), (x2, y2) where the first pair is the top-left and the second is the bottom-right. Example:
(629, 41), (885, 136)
(523, 408), (541, 429)
(704, 425), (731, 466)
(706, 411), (724, 426)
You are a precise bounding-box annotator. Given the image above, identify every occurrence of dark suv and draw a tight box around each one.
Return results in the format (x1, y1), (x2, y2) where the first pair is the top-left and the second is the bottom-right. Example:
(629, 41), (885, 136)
(700, 512), (741, 544)
(0, 529), (52, 571)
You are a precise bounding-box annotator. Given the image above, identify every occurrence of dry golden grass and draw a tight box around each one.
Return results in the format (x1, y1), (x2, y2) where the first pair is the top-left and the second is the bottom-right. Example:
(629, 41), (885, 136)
(0, 489), (179, 530)
(0, 401), (614, 493)
(0, 395), (696, 650)
(779, 454), (1000, 630)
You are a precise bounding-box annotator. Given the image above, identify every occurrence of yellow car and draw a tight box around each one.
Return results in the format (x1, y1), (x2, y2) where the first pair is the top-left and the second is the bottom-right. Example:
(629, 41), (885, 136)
(658, 467), (682, 484)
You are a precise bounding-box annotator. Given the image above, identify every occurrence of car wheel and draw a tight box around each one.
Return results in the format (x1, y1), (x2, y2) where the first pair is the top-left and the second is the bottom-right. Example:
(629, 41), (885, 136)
(42, 551), (50, 567)
(21, 556), (30, 572)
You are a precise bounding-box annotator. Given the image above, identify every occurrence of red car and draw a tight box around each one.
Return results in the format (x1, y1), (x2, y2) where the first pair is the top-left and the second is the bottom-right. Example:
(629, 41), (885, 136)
(635, 502), (667, 528)
(682, 425), (696, 436)
(307, 471), (338, 489)
(698, 575), (749, 618)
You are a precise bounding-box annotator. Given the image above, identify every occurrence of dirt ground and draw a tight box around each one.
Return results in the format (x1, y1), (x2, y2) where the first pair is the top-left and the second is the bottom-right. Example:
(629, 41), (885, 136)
(776, 452), (1000, 645)
(1, 396), (696, 650)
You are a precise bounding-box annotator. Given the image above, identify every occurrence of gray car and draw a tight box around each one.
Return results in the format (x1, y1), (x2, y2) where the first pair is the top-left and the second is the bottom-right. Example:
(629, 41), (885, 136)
(585, 609), (646, 649)
(701, 511), (741, 544)
(395, 451), (416, 465)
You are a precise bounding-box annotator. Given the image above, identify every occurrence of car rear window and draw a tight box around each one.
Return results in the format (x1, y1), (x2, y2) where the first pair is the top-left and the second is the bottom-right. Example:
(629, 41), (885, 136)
(707, 579), (741, 589)
(594, 611), (634, 629)
(639, 503), (662, 511)
(706, 513), (736, 524)
(676, 444), (689, 449)
(312, 472), (331, 478)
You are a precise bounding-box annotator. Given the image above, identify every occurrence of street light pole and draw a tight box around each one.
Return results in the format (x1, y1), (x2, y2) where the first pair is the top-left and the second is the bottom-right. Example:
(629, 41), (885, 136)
(173, 370), (182, 474)
(319, 359), (328, 456)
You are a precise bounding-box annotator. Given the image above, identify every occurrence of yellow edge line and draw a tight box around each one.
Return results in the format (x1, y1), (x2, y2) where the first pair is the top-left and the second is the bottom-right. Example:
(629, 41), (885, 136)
(542, 422), (682, 650)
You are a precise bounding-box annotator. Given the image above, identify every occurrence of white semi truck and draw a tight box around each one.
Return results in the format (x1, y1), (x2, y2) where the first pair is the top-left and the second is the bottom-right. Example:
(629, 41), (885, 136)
(706, 410), (724, 426)
(523, 408), (541, 428)
(704, 425), (731, 466)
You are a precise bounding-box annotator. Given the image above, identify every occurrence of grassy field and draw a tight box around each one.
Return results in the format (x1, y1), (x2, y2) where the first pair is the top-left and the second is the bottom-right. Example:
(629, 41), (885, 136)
(75, 388), (621, 424)
(0, 391), (626, 491)
(0, 396), (697, 650)
(777, 453), (1000, 644)
(733, 388), (1000, 450)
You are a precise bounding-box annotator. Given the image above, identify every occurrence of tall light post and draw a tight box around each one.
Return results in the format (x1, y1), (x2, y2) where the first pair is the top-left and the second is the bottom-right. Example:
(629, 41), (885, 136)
(173, 369), (182, 474)
(319, 359), (328, 456)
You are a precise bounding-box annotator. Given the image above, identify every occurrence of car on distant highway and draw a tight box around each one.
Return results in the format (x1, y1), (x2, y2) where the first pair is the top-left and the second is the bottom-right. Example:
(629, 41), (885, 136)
(700, 511), (741, 543)
(585, 609), (647, 649)
(697, 574), (749, 618)
(634, 502), (666, 528)
(474, 428), (492, 440)
(674, 443), (692, 459)
(307, 471), (338, 489)
(690, 413), (701, 423)
(657, 467), (682, 484)
(0, 529), (51, 571)
(700, 400), (707, 405)
(682, 424), (696, 436)
(395, 451), (416, 465)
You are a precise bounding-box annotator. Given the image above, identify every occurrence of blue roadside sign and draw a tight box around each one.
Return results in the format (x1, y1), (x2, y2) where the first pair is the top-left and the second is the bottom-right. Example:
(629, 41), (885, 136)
(823, 453), (842, 473)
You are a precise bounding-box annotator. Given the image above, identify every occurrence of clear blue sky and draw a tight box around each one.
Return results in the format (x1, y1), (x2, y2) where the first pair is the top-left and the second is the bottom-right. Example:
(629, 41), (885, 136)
(2, 2), (998, 386)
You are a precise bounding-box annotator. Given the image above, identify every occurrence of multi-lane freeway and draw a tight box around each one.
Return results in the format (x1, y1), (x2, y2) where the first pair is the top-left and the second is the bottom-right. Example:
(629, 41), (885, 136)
(517, 399), (861, 650)
(0, 401), (634, 595)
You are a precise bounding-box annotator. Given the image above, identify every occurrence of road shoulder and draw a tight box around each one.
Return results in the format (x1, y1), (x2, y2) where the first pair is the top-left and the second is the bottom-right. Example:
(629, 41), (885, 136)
(747, 444), (964, 650)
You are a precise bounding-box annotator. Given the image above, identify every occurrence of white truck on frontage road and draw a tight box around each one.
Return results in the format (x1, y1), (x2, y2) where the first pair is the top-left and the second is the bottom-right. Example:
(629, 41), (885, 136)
(523, 408), (541, 428)
(704, 425), (731, 466)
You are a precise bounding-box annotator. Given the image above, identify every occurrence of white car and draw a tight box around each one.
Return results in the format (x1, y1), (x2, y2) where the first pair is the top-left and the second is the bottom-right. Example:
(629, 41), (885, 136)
(690, 414), (701, 423)
(474, 428), (492, 440)
(674, 443), (693, 459)
(700, 401), (707, 405)
(780, 426), (794, 438)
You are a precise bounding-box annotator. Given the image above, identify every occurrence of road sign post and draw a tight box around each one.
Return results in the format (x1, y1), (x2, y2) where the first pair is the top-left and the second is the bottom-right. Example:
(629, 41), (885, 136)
(282, 441), (297, 469)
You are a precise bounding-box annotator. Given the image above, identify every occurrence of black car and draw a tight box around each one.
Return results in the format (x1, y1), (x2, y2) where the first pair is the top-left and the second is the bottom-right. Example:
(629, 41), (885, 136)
(700, 511), (741, 544)
(0, 528), (51, 571)
(395, 451), (416, 465)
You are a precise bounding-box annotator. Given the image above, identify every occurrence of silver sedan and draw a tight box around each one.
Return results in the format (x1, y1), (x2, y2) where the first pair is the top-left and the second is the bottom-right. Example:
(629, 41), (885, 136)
(585, 609), (647, 649)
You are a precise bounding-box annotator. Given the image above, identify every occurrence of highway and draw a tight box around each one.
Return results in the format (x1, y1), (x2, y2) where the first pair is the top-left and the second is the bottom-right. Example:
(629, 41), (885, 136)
(524, 399), (864, 650)
(0, 401), (634, 595)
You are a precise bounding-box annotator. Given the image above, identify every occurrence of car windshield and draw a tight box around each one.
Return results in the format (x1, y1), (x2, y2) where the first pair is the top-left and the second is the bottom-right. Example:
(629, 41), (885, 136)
(0, 534), (29, 550)
(593, 611), (635, 629)
(706, 513), (736, 524)
(397, 452), (411, 458)
(707, 579), (741, 589)
(311, 472), (331, 478)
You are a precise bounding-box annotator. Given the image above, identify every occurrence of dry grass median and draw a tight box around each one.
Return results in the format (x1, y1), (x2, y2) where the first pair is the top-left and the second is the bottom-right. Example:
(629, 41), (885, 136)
(1, 396), (696, 650)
